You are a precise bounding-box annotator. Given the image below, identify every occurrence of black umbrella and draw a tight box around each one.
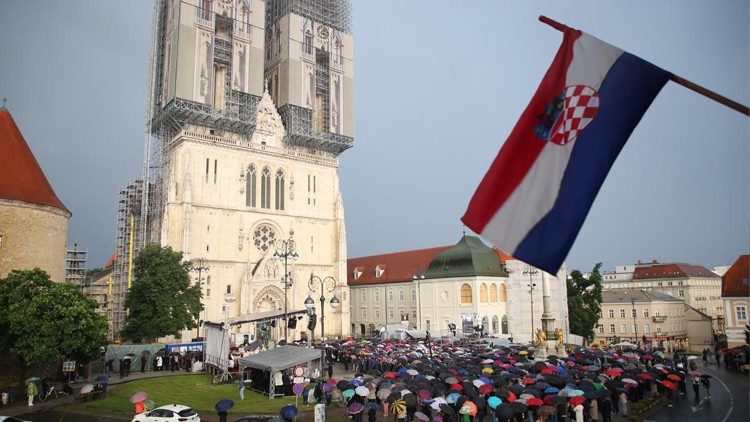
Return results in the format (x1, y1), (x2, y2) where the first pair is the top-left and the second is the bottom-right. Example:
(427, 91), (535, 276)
(495, 404), (515, 421)
(439, 403), (456, 418)
(215, 399), (235, 412)
(387, 391), (401, 403)
(511, 402), (527, 414)
(402, 393), (418, 409)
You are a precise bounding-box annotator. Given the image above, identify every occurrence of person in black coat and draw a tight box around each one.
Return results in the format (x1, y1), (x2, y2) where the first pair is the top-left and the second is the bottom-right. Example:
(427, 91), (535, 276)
(327, 363), (333, 379)
(599, 396), (612, 422)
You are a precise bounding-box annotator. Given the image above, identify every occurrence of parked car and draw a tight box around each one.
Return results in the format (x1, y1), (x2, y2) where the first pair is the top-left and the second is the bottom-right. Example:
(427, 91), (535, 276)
(131, 404), (200, 422)
(0, 417), (31, 422)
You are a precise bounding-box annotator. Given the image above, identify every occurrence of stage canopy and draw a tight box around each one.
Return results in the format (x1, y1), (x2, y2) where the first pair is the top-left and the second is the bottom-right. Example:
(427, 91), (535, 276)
(238, 345), (322, 373)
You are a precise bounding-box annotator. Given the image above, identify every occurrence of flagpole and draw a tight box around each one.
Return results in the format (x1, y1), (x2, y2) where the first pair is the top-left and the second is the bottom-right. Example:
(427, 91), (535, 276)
(538, 15), (750, 117)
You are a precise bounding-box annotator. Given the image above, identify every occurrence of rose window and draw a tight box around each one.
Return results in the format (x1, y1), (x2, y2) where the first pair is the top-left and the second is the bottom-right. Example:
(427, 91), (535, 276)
(253, 225), (277, 251)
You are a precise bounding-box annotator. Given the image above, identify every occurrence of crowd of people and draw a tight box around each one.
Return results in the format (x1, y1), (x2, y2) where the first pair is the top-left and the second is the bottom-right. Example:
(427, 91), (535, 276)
(285, 337), (715, 422)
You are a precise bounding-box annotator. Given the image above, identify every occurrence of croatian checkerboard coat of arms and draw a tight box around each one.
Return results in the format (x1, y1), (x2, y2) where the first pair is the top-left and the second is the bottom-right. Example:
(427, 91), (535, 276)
(534, 85), (600, 145)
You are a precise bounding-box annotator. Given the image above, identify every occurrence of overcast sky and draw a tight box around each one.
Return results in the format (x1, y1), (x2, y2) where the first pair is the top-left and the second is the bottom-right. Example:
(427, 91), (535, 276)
(1, 1), (747, 273)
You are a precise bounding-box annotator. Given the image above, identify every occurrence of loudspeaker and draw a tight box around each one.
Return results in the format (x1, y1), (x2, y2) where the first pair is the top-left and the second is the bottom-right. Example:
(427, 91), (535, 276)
(307, 314), (317, 331)
(261, 322), (269, 331)
(288, 316), (297, 329)
(270, 319), (277, 328)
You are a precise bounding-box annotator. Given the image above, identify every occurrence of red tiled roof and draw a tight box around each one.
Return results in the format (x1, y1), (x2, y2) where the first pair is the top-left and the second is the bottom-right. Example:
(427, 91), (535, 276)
(722, 255), (749, 297)
(632, 263), (718, 279)
(0, 109), (69, 213)
(103, 252), (117, 270)
(492, 247), (514, 262)
(348, 246), (451, 286)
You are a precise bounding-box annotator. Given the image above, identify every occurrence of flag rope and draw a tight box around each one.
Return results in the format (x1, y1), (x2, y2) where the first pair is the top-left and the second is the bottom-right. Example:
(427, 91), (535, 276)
(538, 15), (749, 117)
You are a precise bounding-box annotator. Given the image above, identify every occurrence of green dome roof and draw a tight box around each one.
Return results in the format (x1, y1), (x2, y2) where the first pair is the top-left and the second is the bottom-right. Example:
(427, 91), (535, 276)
(423, 236), (508, 279)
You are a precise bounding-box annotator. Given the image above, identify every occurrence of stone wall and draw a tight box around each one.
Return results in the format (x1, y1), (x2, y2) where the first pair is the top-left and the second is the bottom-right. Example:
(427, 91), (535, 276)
(0, 199), (70, 282)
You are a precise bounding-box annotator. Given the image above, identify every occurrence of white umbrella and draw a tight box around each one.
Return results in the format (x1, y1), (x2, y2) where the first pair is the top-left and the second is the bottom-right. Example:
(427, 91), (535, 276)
(80, 384), (95, 394)
(472, 379), (484, 388)
(355, 386), (369, 397)
(622, 378), (638, 385)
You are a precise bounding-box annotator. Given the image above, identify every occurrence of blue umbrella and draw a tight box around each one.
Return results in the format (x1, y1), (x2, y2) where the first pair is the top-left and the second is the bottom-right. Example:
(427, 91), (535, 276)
(544, 387), (559, 394)
(446, 392), (460, 404)
(215, 399), (235, 412)
(96, 375), (109, 383)
(280, 405), (298, 420)
(487, 396), (502, 409)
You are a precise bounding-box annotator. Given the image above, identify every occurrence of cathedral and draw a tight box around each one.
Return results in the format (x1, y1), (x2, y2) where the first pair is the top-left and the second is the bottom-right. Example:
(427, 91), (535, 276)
(143, 0), (354, 343)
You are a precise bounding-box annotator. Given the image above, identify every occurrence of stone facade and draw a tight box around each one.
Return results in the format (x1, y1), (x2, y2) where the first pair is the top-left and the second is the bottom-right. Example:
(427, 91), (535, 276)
(0, 198), (69, 282)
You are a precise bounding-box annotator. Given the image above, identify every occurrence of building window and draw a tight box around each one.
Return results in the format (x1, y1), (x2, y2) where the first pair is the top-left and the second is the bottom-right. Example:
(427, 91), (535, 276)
(644, 324), (650, 334)
(205, 158), (210, 182)
(360, 291), (366, 303)
(374, 308), (380, 319)
(388, 308), (394, 319)
(411, 289), (416, 301)
(736, 306), (747, 321)
(399, 290), (404, 301)
(498, 284), (507, 302)
(500, 315), (508, 334)
(643, 309), (649, 318)
(214, 159), (218, 183)
(620, 324), (627, 334)
(598, 325), (604, 334)
(388, 290), (394, 302)
(226, 284), (232, 294)
(460, 284), (473, 304)
(206, 288), (211, 297)
(275, 169), (285, 210)
(609, 324), (616, 334)
(608, 309), (614, 318)
(632, 309), (637, 318)
(620, 309), (626, 318)
(246, 165), (257, 206)
(491, 316), (499, 334)
(374, 291), (379, 302)
(678, 290), (684, 297)
(490, 284), (498, 302)
(360, 308), (367, 319)
(260, 167), (271, 208)
(480, 284), (488, 303)
(412, 309), (417, 319)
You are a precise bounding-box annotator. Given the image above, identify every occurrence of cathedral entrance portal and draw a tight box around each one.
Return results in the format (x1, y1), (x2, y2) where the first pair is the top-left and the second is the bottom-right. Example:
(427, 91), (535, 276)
(253, 288), (284, 346)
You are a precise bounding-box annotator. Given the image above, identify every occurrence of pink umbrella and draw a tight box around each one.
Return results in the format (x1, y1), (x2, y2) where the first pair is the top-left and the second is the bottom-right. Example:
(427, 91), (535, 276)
(129, 391), (147, 403)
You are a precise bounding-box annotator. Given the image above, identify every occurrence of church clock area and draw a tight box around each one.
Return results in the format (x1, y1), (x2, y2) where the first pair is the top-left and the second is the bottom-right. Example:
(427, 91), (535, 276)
(133, 0), (355, 345)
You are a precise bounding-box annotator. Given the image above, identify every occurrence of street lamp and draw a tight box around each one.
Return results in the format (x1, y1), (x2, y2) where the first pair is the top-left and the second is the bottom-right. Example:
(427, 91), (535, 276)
(627, 290), (645, 346)
(190, 257), (209, 340)
(274, 238), (298, 342)
(308, 274), (339, 342)
(524, 265), (538, 343)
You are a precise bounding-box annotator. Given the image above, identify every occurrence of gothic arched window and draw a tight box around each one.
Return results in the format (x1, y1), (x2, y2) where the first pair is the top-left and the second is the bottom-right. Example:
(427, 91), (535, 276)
(460, 284), (473, 304)
(499, 284), (507, 302)
(260, 167), (271, 208)
(480, 284), (488, 303)
(490, 283), (498, 302)
(492, 316), (499, 334)
(275, 169), (285, 210)
(246, 164), (256, 207)
(501, 315), (509, 334)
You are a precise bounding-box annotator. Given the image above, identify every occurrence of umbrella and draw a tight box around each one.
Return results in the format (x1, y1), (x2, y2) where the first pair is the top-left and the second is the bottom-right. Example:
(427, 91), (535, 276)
(322, 383), (334, 393)
(26, 377), (41, 383)
(446, 392), (460, 404)
(526, 397), (544, 406)
(377, 389), (391, 401)
(569, 389), (585, 397)
(391, 399), (407, 415)
(215, 399), (235, 412)
(445, 376), (458, 384)
(130, 392), (148, 403)
(415, 411), (430, 421)
(280, 405), (298, 419)
(495, 403), (515, 420)
(342, 389), (355, 399)
(667, 374), (681, 381)
(95, 375), (109, 383)
(487, 396), (502, 409)
(144, 399), (155, 411)
(660, 380), (677, 391)
(621, 378), (638, 385)
(348, 403), (364, 415)
(355, 386), (369, 397)
(80, 384), (95, 394)
(569, 396), (585, 407)
(511, 402), (527, 414)
(403, 393), (418, 409)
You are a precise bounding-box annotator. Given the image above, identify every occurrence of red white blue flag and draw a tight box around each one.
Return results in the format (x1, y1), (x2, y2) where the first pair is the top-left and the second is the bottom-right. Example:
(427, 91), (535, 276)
(462, 26), (671, 275)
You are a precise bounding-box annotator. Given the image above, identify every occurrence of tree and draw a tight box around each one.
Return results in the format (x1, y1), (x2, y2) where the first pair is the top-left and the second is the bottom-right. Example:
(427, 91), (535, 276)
(0, 268), (108, 384)
(121, 245), (203, 342)
(567, 263), (603, 343)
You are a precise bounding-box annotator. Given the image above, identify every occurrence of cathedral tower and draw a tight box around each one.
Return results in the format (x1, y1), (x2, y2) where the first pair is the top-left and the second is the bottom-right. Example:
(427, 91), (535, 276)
(142, 0), (353, 343)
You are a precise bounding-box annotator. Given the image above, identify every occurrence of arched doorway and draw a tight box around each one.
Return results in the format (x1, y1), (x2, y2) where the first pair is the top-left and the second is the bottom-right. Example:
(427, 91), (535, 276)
(501, 315), (508, 334)
(492, 316), (499, 334)
(481, 316), (489, 337)
(253, 287), (283, 344)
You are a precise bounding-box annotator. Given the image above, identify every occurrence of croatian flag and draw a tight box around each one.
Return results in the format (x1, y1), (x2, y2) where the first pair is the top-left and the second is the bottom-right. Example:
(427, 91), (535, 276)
(461, 26), (671, 275)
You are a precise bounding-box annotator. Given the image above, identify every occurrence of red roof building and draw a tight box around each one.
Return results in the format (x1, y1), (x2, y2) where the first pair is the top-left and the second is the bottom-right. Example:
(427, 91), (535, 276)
(347, 246), (450, 287)
(633, 263), (718, 279)
(722, 255), (750, 298)
(721, 255), (749, 347)
(0, 108), (68, 212)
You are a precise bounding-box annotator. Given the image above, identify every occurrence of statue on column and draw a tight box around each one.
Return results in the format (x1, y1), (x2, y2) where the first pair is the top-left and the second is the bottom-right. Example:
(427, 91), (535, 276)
(555, 327), (564, 347)
(535, 328), (546, 346)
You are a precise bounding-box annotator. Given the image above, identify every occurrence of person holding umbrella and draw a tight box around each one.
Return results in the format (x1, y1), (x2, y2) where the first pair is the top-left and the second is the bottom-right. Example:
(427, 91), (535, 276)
(26, 379), (38, 407)
(215, 398), (234, 422)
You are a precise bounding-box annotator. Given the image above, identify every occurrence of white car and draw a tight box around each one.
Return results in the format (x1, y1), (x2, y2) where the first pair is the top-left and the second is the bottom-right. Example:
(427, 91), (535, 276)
(131, 404), (200, 422)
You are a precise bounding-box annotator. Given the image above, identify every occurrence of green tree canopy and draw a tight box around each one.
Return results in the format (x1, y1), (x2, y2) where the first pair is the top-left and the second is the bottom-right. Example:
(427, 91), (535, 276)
(0, 268), (108, 382)
(121, 245), (203, 342)
(566, 263), (603, 343)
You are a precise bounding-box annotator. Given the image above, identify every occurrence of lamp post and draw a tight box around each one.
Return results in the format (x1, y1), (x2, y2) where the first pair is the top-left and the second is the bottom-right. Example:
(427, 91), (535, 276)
(630, 297), (639, 346)
(524, 265), (538, 343)
(274, 238), (298, 343)
(190, 257), (209, 340)
(307, 274), (339, 342)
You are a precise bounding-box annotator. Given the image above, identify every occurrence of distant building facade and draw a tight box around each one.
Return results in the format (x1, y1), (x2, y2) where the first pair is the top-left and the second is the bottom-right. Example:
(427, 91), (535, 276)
(602, 261), (723, 328)
(721, 255), (749, 348)
(65, 244), (88, 286)
(348, 235), (568, 342)
(82, 254), (117, 341)
(0, 108), (70, 282)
